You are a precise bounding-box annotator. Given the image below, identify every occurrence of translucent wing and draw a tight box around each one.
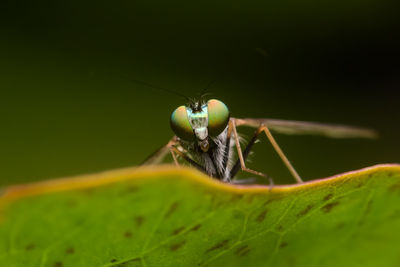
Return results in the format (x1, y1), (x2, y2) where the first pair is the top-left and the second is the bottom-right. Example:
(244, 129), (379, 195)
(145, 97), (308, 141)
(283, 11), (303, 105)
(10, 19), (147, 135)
(234, 118), (377, 139)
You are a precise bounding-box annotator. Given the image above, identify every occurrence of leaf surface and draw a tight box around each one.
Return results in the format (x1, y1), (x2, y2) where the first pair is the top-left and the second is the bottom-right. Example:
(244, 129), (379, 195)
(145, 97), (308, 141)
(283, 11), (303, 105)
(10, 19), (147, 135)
(1, 164), (400, 267)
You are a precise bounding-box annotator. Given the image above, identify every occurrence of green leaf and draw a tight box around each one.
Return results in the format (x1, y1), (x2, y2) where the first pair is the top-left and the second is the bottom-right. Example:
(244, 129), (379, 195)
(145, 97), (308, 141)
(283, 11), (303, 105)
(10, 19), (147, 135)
(0, 164), (400, 267)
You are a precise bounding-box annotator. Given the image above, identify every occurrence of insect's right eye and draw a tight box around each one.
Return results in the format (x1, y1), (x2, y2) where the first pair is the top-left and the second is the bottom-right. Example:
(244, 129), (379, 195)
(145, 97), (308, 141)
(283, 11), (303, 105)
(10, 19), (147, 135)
(170, 106), (196, 141)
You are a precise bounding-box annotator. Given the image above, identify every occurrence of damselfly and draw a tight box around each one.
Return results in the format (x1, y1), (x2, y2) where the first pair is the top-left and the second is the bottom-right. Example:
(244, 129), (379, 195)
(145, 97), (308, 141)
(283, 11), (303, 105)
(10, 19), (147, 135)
(142, 96), (377, 184)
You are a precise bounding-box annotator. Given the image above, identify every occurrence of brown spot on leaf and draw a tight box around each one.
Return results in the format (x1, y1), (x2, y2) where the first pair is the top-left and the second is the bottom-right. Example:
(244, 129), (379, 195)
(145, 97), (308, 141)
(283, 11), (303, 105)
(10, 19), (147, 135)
(25, 243), (35, 250)
(65, 247), (75, 254)
(355, 181), (365, 188)
(54, 262), (63, 267)
(255, 209), (268, 222)
(172, 226), (186, 235)
(165, 202), (179, 219)
(279, 242), (288, 248)
(229, 194), (244, 203)
(263, 199), (271, 206)
(240, 249), (250, 256)
(190, 224), (202, 232)
(297, 204), (314, 218)
(389, 182), (400, 193)
(134, 216), (144, 227)
(323, 193), (334, 201)
(170, 240), (186, 251)
(126, 186), (138, 193)
(124, 231), (132, 238)
(321, 201), (340, 213)
(110, 259), (118, 263)
(263, 195), (284, 206)
(235, 245), (250, 256)
(276, 225), (284, 232)
(66, 200), (77, 207)
(206, 239), (230, 253)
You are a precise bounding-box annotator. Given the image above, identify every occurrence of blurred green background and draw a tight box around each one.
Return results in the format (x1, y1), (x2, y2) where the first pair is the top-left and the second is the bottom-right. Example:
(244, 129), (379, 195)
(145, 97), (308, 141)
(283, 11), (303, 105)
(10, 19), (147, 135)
(0, 0), (399, 185)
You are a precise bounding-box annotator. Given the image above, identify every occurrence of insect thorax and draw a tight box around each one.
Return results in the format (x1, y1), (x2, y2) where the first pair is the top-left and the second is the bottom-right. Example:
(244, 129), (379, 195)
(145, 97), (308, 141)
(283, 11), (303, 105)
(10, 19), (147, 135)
(178, 125), (234, 181)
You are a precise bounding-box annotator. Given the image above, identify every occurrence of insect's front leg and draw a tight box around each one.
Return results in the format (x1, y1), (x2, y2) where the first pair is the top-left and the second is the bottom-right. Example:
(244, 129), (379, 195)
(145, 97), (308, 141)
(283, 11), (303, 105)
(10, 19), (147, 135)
(168, 140), (207, 174)
(229, 119), (272, 181)
(260, 124), (303, 183)
(219, 124), (232, 181)
(163, 137), (183, 167)
(233, 118), (303, 183)
(141, 136), (178, 165)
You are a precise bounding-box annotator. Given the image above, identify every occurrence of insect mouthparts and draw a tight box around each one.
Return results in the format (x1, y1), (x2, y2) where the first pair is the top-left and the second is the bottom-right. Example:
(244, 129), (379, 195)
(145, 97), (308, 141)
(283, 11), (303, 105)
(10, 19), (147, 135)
(199, 139), (209, 152)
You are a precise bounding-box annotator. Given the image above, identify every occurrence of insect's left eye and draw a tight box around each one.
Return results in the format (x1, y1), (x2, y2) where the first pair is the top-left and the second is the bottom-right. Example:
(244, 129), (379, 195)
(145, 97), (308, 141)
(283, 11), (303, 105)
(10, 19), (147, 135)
(207, 99), (230, 136)
(170, 106), (196, 141)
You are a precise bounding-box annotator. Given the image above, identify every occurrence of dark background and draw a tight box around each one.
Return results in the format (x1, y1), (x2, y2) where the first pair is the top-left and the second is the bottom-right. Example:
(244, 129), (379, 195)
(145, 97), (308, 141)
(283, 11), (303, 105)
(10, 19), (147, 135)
(0, 0), (399, 185)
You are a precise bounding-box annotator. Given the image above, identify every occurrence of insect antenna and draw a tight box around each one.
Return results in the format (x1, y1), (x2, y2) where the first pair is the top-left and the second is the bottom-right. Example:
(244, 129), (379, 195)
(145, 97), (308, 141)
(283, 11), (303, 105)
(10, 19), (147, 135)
(197, 79), (216, 104)
(122, 77), (191, 101)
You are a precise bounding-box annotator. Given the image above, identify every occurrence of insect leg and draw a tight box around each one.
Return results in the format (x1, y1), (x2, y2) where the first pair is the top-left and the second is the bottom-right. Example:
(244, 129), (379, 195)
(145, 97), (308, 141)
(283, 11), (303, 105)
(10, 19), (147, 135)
(219, 124), (232, 180)
(141, 136), (205, 171)
(169, 146), (207, 173)
(260, 124), (303, 183)
(141, 136), (178, 165)
(229, 119), (270, 179)
(169, 147), (180, 166)
(229, 123), (264, 178)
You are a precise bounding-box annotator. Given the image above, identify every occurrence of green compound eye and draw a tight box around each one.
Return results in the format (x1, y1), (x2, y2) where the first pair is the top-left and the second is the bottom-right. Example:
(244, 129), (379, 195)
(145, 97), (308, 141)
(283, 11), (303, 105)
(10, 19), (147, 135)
(207, 99), (230, 137)
(170, 106), (196, 141)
